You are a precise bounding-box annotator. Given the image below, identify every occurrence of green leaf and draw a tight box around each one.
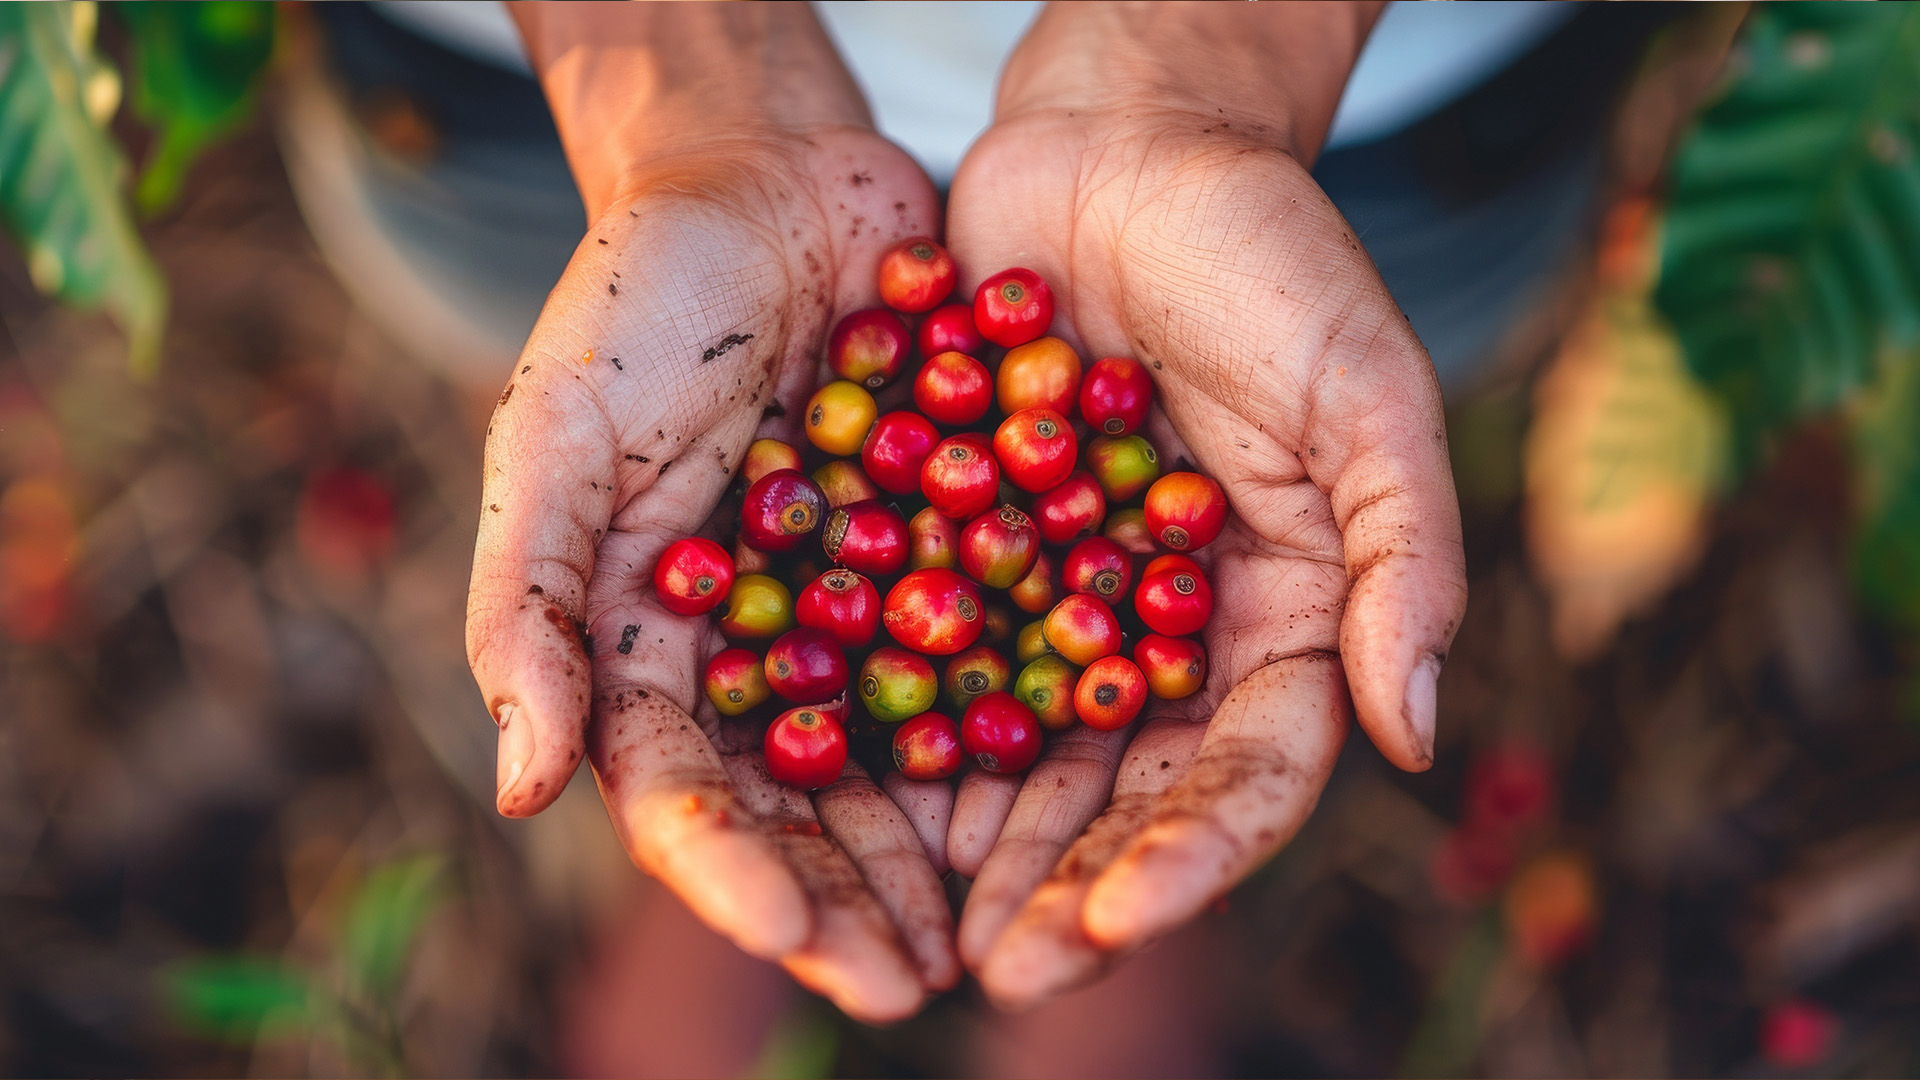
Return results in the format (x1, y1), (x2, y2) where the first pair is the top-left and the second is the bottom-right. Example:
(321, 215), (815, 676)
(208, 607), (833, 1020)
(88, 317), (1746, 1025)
(0, 1), (167, 371)
(340, 854), (448, 997)
(162, 956), (311, 1043)
(109, 1), (274, 214)
(1656, 3), (1920, 455)
(1848, 342), (1920, 715)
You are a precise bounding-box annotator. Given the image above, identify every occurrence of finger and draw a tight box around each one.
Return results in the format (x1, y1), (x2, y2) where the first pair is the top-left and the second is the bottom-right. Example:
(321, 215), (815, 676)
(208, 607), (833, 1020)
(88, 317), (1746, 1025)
(816, 767), (961, 991)
(882, 772), (955, 876)
(1082, 654), (1349, 951)
(722, 752), (928, 1024)
(956, 725), (1130, 970)
(589, 690), (811, 961)
(947, 769), (1024, 878)
(973, 721), (1204, 1009)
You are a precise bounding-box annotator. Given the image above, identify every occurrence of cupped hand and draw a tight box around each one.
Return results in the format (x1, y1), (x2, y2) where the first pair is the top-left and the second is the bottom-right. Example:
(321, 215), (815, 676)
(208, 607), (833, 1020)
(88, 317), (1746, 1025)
(943, 109), (1468, 1006)
(464, 131), (959, 1021)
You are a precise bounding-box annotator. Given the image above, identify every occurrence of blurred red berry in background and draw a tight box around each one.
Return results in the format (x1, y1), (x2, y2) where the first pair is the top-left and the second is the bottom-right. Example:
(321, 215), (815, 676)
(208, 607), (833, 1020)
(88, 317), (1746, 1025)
(296, 466), (397, 579)
(0, 476), (77, 642)
(1760, 998), (1836, 1069)
(1503, 851), (1597, 968)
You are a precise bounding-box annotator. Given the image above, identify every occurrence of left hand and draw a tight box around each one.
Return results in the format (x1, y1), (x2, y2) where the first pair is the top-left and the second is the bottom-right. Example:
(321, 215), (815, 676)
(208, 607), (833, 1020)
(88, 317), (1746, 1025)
(940, 18), (1467, 1006)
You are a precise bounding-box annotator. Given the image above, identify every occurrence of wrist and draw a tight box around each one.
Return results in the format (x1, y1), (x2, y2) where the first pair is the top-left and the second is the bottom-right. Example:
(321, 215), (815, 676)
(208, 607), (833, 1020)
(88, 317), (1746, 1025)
(998, 2), (1383, 164)
(509, 2), (872, 217)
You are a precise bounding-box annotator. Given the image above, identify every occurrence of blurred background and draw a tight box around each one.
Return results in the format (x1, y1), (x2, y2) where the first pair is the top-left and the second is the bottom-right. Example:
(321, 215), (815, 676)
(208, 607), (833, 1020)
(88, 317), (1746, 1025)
(5, 2), (1920, 1076)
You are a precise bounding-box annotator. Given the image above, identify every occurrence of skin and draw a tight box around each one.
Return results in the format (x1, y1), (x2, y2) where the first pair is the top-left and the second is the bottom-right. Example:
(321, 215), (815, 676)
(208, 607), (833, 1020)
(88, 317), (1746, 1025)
(941, 3), (1468, 1006)
(469, 0), (1466, 1018)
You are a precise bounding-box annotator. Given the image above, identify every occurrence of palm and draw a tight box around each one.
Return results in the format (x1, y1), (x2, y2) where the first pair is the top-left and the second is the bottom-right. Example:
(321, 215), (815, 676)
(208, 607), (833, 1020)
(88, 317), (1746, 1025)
(466, 129), (959, 1020)
(945, 114), (1466, 1003)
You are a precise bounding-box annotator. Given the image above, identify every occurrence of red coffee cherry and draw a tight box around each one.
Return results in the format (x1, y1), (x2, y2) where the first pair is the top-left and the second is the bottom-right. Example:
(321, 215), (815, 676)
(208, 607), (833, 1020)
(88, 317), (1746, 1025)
(882, 568), (985, 655)
(943, 644), (1011, 711)
(652, 537), (735, 616)
(877, 237), (957, 313)
(908, 506), (959, 570)
(860, 647), (938, 724)
(1085, 435), (1161, 501)
(765, 706), (848, 790)
(795, 569), (881, 648)
(1102, 507), (1158, 554)
(917, 303), (986, 359)
(1013, 654), (1079, 731)
(822, 500), (908, 576)
(997, 337), (1082, 417)
(920, 432), (1000, 520)
(862, 411), (940, 495)
(1061, 536), (1133, 602)
(1074, 656), (1148, 730)
(1008, 549), (1060, 615)
(704, 647), (772, 716)
(1143, 472), (1228, 551)
(913, 351), (994, 427)
(960, 691), (1042, 774)
(763, 627), (850, 703)
(1143, 553), (1203, 579)
(1079, 356), (1155, 435)
(958, 505), (1040, 589)
(740, 469), (827, 552)
(1042, 594), (1123, 666)
(891, 712), (963, 780)
(1133, 634), (1206, 700)
(1031, 470), (1106, 545)
(741, 438), (803, 486)
(828, 308), (912, 387)
(993, 407), (1078, 493)
(974, 267), (1055, 348)
(1134, 565), (1214, 636)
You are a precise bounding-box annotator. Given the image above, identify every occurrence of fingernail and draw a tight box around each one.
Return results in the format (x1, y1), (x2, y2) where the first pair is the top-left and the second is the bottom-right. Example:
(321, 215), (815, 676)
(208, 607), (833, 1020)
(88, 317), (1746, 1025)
(496, 703), (534, 808)
(1405, 656), (1440, 765)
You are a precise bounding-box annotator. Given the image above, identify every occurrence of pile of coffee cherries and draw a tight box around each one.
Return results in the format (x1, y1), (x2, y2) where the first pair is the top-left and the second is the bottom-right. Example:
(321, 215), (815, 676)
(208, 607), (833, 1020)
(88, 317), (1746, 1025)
(651, 239), (1226, 790)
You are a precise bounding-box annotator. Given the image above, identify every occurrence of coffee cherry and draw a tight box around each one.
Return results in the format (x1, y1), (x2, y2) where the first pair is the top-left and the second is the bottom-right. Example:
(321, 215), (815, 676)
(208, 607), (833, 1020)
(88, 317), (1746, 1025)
(1102, 507), (1159, 554)
(1015, 619), (1051, 663)
(1079, 356), (1155, 435)
(1031, 470), (1106, 544)
(652, 537), (734, 616)
(1144, 472), (1228, 551)
(862, 411), (940, 495)
(765, 706), (848, 790)
(891, 712), (963, 780)
(740, 470), (827, 552)
(822, 499), (908, 576)
(1135, 565), (1214, 636)
(860, 647), (938, 724)
(917, 303), (986, 359)
(921, 432), (1000, 520)
(1134, 634), (1206, 700)
(993, 407), (1078, 493)
(742, 438), (803, 485)
(1008, 549), (1059, 614)
(718, 574), (795, 638)
(828, 308), (912, 387)
(812, 459), (882, 510)
(908, 506), (959, 570)
(1086, 435), (1161, 501)
(996, 336), (1081, 416)
(1042, 594), (1123, 666)
(1014, 654), (1079, 731)
(796, 569), (881, 647)
(704, 647), (772, 716)
(944, 644), (1011, 711)
(764, 627), (849, 703)
(959, 505), (1040, 589)
(882, 568), (985, 655)
(732, 535), (772, 576)
(913, 351), (993, 427)
(877, 237), (957, 313)
(805, 380), (878, 456)
(981, 603), (1016, 648)
(1074, 656), (1147, 730)
(1061, 536), (1133, 602)
(974, 267), (1055, 348)
(1142, 553), (1204, 579)
(961, 691), (1042, 773)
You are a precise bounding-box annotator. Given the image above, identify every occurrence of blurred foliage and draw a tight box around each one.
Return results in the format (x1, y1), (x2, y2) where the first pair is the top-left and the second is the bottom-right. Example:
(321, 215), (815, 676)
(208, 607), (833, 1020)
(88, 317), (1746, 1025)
(0, 1), (272, 373)
(1847, 342), (1920, 707)
(114, 2), (276, 214)
(0, 2), (165, 371)
(162, 855), (449, 1076)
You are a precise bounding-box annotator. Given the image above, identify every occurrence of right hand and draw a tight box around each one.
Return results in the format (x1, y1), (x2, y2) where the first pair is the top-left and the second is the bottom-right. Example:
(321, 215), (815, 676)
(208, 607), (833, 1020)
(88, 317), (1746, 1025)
(463, 126), (958, 1021)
